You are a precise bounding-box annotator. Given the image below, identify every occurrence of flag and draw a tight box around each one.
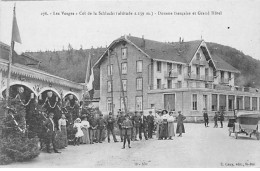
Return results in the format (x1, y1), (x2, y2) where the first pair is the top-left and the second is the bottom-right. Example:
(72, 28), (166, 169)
(85, 52), (94, 91)
(12, 5), (22, 44)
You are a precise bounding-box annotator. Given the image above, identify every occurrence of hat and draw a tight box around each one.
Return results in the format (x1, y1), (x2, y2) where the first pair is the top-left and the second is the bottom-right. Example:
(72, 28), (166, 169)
(75, 118), (81, 123)
(149, 111), (152, 113)
(125, 114), (130, 118)
(178, 111), (182, 114)
(109, 112), (112, 115)
(162, 110), (168, 114)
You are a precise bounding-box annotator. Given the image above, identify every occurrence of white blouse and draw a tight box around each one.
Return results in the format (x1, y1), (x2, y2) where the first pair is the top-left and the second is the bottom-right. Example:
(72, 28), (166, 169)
(81, 120), (90, 129)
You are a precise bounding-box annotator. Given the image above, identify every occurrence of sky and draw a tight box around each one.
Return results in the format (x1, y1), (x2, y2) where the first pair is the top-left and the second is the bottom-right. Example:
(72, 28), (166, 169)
(0, 0), (260, 60)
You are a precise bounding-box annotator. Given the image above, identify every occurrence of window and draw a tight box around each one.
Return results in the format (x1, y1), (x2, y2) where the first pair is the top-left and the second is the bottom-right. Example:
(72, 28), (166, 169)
(167, 62), (172, 72)
(157, 79), (161, 89)
(177, 64), (182, 75)
(107, 98), (112, 112)
(157, 61), (161, 72)
(167, 79), (172, 89)
(245, 96), (250, 110)
(212, 94), (218, 111)
(107, 81), (112, 92)
(221, 71), (224, 79)
(120, 97), (127, 111)
(252, 97), (257, 110)
(151, 104), (155, 108)
(121, 62), (127, 74)
(107, 65), (113, 76)
(228, 95), (235, 111)
(136, 61), (143, 73)
(136, 78), (143, 90)
(177, 81), (182, 88)
(228, 72), (232, 79)
(203, 95), (208, 110)
(219, 95), (226, 111)
(122, 79), (127, 91)
(121, 48), (127, 59)
(136, 96), (143, 111)
(196, 66), (200, 76)
(192, 94), (197, 110)
(196, 52), (201, 60)
(205, 68), (209, 76)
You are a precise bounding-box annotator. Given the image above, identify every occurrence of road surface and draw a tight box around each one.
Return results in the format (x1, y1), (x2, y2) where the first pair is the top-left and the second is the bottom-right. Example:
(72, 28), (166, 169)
(2, 122), (260, 168)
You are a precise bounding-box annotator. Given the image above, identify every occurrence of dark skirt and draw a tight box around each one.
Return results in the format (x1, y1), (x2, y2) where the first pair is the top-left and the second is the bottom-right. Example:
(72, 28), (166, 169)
(176, 123), (185, 134)
(160, 122), (168, 138)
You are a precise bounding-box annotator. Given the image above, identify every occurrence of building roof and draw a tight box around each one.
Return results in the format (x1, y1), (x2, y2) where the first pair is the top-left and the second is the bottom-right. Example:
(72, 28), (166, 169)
(94, 35), (239, 73)
(0, 42), (40, 67)
(211, 54), (240, 73)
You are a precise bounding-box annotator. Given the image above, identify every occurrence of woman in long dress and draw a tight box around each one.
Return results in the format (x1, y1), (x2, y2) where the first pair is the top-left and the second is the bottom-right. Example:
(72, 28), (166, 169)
(161, 110), (169, 140)
(176, 111), (186, 137)
(81, 116), (90, 144)
(73, 118), (84, 145)
(167, 111), (175, 140)
(58, 114), (68, 148)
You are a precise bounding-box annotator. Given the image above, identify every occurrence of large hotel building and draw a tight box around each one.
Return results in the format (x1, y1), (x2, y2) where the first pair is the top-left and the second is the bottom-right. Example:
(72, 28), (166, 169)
(94, 35), (260, 120)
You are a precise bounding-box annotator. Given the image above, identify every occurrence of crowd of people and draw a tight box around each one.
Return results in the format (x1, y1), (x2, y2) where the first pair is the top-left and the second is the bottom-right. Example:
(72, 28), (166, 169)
(41, 108), (188, 153)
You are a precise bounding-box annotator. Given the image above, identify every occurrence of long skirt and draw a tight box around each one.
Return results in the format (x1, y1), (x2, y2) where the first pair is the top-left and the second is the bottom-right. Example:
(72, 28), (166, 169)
(82, 128), (90, 144)
(168, 122), (175, 137)
(176, 123), (185, 134)
(61, 125), (68, 147)
(156, 123), (160, 138)
(160, 123), (168, 138)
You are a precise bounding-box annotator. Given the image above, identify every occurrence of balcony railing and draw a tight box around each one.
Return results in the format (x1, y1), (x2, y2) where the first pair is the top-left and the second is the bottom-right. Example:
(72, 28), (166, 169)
(164, 71), (178, 78)
(205, 75), (214, 82)
(220, 78), (229, 84)
(185, 74), (205, 81)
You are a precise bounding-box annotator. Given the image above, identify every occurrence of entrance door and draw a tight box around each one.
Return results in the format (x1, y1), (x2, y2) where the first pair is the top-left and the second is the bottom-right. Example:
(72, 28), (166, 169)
(164, 94), (175, 111)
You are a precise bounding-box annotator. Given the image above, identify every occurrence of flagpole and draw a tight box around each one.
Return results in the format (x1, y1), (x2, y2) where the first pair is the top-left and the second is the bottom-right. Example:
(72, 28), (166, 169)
(5, 6), (16, 109)
(83, 50), (91, 107)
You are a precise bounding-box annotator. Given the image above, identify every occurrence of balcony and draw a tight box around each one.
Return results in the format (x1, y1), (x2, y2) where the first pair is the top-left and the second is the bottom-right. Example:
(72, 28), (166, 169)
(220, 78), (229, 84)
(192, 60), (207, 66)
(164, 71), (178, 78)
(205, 75), (214, 82)
(185, 74), (205, 81)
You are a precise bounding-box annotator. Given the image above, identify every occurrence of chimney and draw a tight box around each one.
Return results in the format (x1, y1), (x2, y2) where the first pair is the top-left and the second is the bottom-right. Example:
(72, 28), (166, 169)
(182, 38), (184, 43)
(179, 37), (181, 43)
(141, 35), (145, 49)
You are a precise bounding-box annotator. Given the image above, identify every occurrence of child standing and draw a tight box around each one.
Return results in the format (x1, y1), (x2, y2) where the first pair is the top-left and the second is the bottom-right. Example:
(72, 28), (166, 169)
(73, 118), (84, 145)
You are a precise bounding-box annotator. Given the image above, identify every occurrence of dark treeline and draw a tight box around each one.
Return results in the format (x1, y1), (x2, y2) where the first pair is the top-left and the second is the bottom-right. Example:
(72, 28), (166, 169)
(27, 43), (260, 90)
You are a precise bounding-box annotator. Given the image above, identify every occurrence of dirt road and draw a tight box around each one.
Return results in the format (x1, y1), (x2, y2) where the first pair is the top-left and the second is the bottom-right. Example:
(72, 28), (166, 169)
(2, 122), (260, 167)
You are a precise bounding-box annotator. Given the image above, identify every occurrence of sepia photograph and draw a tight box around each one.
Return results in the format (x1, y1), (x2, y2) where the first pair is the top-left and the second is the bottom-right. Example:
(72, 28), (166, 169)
(0, 0), (260, 168)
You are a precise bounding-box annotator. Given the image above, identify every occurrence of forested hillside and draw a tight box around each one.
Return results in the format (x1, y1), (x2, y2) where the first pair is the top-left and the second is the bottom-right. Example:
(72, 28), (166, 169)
(27, 42), (260, 90)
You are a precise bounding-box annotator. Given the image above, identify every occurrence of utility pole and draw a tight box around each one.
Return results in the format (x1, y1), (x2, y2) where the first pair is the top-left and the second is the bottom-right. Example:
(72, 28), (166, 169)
(108, 50), (114, 116)
(115, 52), (127, 114)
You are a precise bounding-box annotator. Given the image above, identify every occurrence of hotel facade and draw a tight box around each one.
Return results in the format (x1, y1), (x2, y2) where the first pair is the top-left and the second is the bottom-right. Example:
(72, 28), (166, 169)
(94, 35), (260, 120)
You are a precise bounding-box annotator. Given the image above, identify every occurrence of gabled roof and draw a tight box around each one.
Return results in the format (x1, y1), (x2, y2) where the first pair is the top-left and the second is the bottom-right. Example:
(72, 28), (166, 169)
(94, 35), (239, 73)
(211, 54), (240, 73)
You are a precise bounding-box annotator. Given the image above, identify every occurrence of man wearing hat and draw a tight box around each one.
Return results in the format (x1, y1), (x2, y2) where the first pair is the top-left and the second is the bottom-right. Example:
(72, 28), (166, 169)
(89, 114), (98, 144)
(121, 114), (133, 149)
(117, 111), (125, 142)
(139, 111), (148, 140)
(106, 112), (118, 143)
(97, 114), (107, 143)
(133, 111), (141, 141)
(203, 108), (209, 127)
(147, 111), (154, 139)
(44, 113), (61, 153)
(176, 111), (186, 137)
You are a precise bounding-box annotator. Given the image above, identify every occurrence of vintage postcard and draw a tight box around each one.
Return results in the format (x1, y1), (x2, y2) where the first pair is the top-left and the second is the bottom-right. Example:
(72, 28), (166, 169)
(0, 0), (259, 168)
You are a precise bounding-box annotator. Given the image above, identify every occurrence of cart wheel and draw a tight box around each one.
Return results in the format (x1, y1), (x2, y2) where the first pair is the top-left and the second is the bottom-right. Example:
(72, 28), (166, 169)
(235, 132), (238, 139)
